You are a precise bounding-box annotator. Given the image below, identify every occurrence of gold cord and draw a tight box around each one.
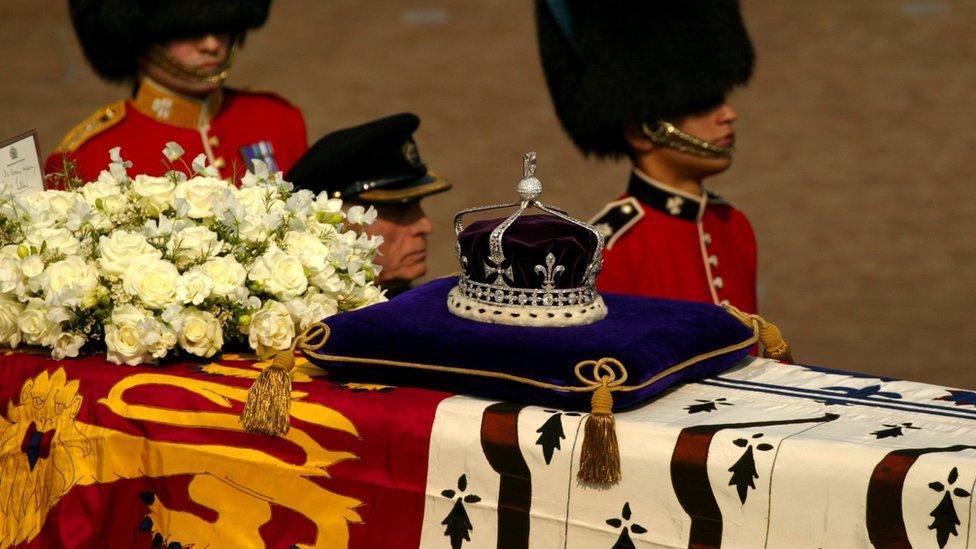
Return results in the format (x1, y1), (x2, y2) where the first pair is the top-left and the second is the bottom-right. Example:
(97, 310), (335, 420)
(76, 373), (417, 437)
(299, 322), (758, 396)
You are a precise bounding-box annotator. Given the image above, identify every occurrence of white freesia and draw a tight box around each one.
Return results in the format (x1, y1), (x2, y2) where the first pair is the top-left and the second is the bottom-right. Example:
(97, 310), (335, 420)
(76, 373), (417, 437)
(122, 258), (180, 310)
(163, 141), (185, 162)
(0, 297), (23, 348)
(178, 309), (223, 357)
(191, 153), (220, 178)
(249, 246), (308, 299)
(98, 230), (163, 279)
(248, 299), (295, 355)
(198, 255), (247, 297)
(285, 292), (339, 330)
(52, 332), (86, 359)
(174, 176), (230, 219)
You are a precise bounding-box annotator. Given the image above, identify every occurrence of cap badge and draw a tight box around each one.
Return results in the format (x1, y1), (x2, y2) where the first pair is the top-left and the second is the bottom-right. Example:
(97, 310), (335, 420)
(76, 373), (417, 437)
(402, 141), (420, 165)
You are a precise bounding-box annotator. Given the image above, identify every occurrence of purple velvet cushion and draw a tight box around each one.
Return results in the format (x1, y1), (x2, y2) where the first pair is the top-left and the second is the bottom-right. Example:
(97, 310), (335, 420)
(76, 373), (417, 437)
(302, 277), (754, 410)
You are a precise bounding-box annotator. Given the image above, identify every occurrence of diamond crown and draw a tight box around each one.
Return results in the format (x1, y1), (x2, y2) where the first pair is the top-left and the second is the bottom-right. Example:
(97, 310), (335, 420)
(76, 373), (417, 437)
(452, 152), (605, 311)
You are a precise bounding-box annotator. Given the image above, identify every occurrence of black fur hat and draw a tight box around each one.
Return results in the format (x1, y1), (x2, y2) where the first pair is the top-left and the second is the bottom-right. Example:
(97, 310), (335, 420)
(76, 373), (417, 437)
(536, 0), (755, 158)
(69, 0), (272, 82)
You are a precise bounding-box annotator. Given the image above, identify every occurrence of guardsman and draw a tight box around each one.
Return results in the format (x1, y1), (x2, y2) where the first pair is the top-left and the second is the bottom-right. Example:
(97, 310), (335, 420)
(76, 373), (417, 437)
(287, 113), (451, 297)
(535, 0), (759, 313)
(46, 0), (307, 185)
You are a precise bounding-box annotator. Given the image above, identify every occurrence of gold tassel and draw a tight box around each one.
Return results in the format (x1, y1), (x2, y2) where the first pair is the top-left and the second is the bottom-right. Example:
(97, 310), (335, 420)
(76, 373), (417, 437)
(756, 317), (793, 364)
(577, 382), (621, 484)
(240, 349), (296, 436)
(722, 303), (794, 364)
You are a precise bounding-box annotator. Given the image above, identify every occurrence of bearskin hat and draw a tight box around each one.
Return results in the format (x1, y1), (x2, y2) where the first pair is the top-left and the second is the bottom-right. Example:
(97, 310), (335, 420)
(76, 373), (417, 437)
(536, 0), (755, 158)
(69, 0), (272, 82)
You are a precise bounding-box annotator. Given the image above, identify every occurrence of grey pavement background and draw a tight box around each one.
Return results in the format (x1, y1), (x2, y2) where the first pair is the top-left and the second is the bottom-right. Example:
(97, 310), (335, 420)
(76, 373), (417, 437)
(2, 0), (974, 387)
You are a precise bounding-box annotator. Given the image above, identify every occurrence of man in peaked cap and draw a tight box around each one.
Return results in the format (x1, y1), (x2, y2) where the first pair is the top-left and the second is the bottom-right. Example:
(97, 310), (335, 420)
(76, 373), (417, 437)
(287, 113), (452, 297)
(45, 0), (307, 185)
(536, 0), (759, 314)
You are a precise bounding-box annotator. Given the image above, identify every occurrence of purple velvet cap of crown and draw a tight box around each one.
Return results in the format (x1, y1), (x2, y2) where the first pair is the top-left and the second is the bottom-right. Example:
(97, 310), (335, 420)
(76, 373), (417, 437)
(458, 214), (599, 290)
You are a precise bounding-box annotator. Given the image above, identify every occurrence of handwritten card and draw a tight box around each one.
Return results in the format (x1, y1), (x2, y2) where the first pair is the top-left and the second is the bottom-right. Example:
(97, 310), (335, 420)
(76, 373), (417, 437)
(0, 131), (44, 195)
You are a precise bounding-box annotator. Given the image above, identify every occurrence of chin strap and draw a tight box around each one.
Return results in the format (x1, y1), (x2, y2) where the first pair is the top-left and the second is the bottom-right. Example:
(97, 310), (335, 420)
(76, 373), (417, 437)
(147, 39), (240, 86)
(642, 121), (735, 159)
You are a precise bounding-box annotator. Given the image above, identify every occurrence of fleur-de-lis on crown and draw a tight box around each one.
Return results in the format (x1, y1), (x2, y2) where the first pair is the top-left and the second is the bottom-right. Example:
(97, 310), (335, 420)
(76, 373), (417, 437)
(534, 253), (565, 291)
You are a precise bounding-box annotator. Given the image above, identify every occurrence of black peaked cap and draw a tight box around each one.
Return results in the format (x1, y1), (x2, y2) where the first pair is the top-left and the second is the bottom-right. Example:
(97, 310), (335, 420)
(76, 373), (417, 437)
(287, 113), (451, 204)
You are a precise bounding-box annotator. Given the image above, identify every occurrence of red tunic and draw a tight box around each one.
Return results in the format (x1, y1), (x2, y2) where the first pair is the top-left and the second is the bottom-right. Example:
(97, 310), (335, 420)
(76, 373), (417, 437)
(45, 77), (307, 183)
(590, 169), (758, 313)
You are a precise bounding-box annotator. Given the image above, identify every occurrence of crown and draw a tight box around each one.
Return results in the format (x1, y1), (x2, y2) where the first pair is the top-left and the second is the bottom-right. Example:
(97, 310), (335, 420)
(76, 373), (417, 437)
(448, 152), (607, 327)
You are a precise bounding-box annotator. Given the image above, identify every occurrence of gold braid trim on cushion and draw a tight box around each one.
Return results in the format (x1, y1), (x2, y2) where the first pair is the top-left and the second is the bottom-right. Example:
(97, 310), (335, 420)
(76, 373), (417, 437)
(293, 319), (762, 485)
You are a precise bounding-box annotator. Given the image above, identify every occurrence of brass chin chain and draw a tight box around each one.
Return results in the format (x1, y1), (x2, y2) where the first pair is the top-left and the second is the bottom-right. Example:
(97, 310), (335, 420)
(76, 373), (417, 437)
(147, 40), (240, 86)
(642, 121), (734, 159)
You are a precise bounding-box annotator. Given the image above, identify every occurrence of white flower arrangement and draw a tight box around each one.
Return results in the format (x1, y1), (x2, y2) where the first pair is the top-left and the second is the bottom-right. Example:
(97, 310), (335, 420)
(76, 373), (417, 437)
(0, 144), (385, 365)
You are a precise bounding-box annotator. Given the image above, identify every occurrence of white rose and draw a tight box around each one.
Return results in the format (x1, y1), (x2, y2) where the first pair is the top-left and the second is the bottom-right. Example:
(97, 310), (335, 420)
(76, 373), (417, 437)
(26, 227), (81, 257)
(198, 255), (247, 297)
(283, 231), (329, 270)
(17, 300), (61, 346)
(132, 174), (176, 212)
(248, 247), (308, 299)
(51, 332), (86, 359)
(43, 190), (81, 219)
(80, 176), (121, 207)
(105, 305), (152, 365)
(248, 300), (295, 355)
(98, 230), (163, 279)
(42, 256), (99, 308)
(349, 284), (386, 310)
(167, 226), (222, 263)
(122, 258), (180, 310)
(177, 269), (213, 305)
(174, 176), (230, 219)
(0, 257), (23, 295)
(178, 309), (223, 358)
(238, 216), (275, 242)
(0, 297), (24, 347)
(235, 185), (273, 214)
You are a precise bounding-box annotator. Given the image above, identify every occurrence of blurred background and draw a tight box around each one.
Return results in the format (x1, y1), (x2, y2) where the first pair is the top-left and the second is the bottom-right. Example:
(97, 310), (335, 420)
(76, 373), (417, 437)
(2, 0), (974, 387)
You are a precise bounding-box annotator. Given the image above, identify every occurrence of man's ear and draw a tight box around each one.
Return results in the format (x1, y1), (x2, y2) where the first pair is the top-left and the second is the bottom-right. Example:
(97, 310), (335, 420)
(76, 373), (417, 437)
(623, 125), (654, 154)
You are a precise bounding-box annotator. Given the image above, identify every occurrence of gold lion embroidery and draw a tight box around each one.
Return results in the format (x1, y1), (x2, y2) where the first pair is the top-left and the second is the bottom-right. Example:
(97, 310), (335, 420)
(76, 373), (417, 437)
(0, 367), (362, 548)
